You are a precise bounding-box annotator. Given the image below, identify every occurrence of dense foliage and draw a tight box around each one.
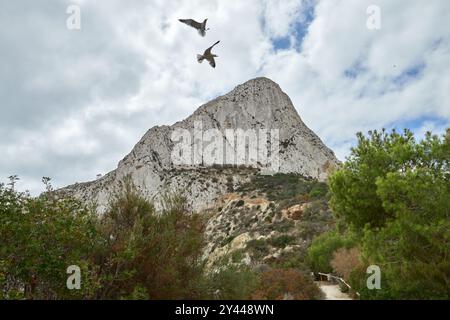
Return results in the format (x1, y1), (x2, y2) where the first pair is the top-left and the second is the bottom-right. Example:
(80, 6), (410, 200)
(238, 173), (328, 203)
(1, 176), (324, 300)
(306, 231), (355, 274)
(94, 179), (206, 299)
(0, 177), (208, 299)
(309, 129), (449, 299)
(3, 128), (447, 300)
(0, 177), (100, 299)
(252, 268), (323, 300)
(329, 129), (448, 229)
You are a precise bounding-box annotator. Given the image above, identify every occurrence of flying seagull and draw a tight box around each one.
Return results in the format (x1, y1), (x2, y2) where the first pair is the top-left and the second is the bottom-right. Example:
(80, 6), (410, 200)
(178, 18), (209, 37)
(197, 41), (220, 68)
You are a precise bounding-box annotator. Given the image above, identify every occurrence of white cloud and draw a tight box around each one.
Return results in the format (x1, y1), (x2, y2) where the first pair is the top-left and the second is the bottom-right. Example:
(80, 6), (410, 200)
(260, 0), (450, 158)
(262, 0), (305, 37)
(0, 0), (449, 194)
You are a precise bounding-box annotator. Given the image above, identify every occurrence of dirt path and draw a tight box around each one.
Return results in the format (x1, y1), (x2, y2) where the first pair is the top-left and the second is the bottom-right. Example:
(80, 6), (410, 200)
(316, 282), (352, 300)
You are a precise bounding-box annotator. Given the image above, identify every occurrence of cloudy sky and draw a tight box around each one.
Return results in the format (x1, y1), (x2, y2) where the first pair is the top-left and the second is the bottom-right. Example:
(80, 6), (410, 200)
(1, 0), (449, 194)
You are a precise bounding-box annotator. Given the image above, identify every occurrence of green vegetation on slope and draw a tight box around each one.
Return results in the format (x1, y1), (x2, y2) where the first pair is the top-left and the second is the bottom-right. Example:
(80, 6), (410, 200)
(238, 173), (328, 203)
(0, 175), (323, 300)
(2, 128), (447, 300)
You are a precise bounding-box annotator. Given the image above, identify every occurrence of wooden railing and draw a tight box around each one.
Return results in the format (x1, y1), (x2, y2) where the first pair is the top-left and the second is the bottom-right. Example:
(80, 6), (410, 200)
(317, 272), (361, 298)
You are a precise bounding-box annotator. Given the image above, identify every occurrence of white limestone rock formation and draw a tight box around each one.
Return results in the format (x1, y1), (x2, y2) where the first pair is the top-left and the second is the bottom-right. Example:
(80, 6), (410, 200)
(61, 77), (338, 212)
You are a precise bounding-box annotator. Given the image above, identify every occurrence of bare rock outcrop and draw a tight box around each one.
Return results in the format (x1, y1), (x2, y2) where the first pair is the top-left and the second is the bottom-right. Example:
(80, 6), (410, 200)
(61, 77), (338, 212)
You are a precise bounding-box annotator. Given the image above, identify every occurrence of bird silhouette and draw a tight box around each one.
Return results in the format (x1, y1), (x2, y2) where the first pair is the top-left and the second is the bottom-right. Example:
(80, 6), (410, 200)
(178, 18), (209, 37)
(197, 41), (220, 68)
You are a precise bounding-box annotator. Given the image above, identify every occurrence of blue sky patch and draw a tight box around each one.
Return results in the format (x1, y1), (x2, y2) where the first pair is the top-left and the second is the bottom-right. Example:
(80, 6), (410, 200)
(270, 0), (316, 52)
(272, 36), (291, 50)
(392, 63), (426, 87)
(292, 1), (316, 50)
(344, 61), (368, 79)
(387, 117), (449, 136)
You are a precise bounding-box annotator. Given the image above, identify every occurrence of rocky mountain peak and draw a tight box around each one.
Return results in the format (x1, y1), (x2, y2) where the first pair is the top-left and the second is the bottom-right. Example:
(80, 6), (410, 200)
(62, 77), (339, 213)
(188, 77), (302, 130)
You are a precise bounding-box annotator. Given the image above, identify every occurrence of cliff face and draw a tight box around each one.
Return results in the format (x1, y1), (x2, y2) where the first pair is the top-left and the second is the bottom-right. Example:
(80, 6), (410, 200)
(62, 77), (338, 212)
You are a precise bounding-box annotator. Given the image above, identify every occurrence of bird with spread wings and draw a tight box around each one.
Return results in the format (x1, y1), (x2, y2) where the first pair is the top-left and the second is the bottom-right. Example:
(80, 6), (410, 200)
(178, 18), (209, 37)
(197, 41), (220, 68)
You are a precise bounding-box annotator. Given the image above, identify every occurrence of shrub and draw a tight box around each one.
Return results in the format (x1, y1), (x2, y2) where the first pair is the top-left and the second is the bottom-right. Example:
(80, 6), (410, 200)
(0, 177), (101, 299)
(235, 200), (245, 207)
(96, 178), (206, 299)
(0, 175), (211, 300)
(309, 182), (328, 199)
(269, 235), (296, 248)
(330, 247), (361, 281)
(206, 263), (260, 300)
(231, 249), (246, 263)
(252, 269), (323, 300)
(221, 236), (235, 247)
(306, 231), (355, 273)
(272, 219), (294, 233)
(271, 252), (309, 271)
(246, 239), (269, 259)
(238, 174), (321, 202)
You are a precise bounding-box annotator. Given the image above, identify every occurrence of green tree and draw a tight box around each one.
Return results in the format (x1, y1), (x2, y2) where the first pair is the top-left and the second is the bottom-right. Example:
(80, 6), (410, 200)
(0, 176), (208, 300)
(329, 129), (449, 229)
(328, 129), (449, 299)
(306, 231), (355, 273)
(95, 178), (206, 299)
(358, 217), (449, 299)
(358, 166), (449, 299)
(0, 177), (100, 299)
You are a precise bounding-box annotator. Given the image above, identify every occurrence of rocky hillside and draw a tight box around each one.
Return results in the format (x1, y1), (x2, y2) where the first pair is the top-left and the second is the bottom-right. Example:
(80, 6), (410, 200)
(61, 77), (338, 213)
(202, 173), (335, 269)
